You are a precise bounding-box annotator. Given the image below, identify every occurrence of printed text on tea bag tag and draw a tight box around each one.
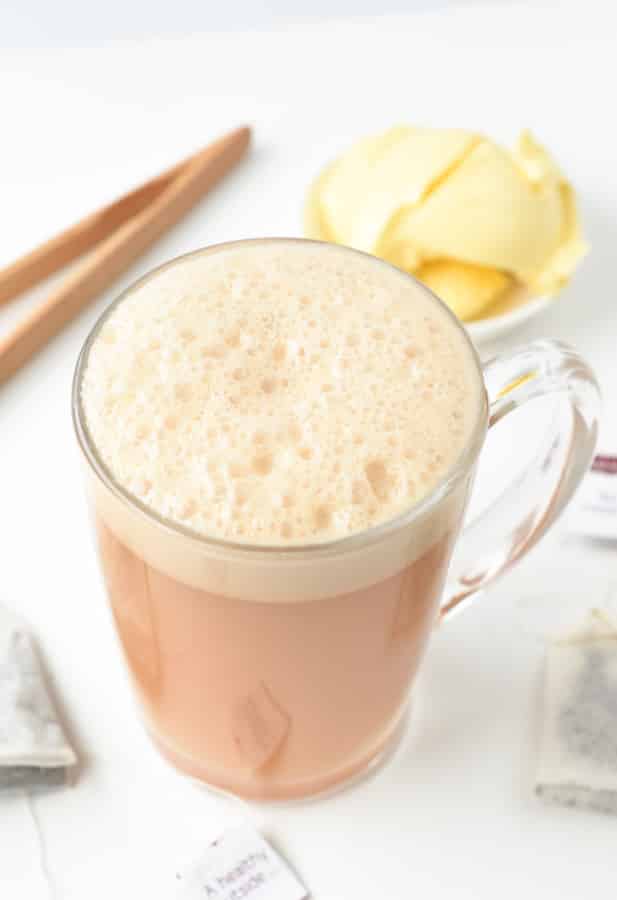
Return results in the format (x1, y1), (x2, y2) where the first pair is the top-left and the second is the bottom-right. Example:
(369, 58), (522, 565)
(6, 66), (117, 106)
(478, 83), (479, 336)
(176, 824), (308, 900)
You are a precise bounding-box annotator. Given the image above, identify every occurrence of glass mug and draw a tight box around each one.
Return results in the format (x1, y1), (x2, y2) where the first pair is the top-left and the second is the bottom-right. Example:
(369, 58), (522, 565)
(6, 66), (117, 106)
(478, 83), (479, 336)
(72, 239), (600, 801)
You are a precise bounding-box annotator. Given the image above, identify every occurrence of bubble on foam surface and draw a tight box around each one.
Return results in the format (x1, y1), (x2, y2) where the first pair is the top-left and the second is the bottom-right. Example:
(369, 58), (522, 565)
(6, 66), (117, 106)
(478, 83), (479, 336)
(81, 242), (480, 544)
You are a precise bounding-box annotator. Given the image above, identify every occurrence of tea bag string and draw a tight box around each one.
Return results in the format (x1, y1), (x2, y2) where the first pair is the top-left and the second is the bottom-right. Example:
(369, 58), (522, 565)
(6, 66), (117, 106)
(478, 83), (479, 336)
(25, 791), (59, 900)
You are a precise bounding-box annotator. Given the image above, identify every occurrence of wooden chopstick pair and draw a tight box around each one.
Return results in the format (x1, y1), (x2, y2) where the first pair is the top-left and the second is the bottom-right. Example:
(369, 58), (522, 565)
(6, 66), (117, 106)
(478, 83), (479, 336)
(0, 126), (251, 387)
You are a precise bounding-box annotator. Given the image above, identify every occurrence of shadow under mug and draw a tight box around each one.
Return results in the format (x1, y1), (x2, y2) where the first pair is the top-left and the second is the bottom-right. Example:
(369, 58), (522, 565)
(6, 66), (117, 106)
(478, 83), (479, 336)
(72, 238), (601, 801)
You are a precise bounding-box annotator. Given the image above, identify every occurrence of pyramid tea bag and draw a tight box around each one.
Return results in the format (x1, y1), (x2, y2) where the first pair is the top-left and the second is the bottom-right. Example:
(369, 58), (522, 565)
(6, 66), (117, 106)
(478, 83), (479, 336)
(0, 605), (76, 791)
(536, 609), (617, 814)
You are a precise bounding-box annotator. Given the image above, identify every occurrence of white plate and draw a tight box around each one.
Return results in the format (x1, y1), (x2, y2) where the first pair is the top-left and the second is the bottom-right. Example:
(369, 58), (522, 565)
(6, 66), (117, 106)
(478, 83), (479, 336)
(466, 293), (552, 343)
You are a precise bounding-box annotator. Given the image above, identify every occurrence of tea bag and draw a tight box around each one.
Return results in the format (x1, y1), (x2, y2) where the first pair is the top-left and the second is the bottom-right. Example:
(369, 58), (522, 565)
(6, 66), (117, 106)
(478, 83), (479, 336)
(536, 609), (617, 814)
(0, 605), (76, 791)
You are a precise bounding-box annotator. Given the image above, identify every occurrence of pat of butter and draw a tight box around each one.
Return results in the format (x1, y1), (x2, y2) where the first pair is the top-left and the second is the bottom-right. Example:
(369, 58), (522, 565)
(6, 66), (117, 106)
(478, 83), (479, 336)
(415, 259), (511, 321)
(305, 127), (587, 320)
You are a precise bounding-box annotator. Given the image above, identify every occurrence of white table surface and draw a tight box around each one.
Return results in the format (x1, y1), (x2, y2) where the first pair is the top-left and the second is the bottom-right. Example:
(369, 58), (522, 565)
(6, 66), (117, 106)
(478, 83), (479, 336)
(1, 3), (617, 897)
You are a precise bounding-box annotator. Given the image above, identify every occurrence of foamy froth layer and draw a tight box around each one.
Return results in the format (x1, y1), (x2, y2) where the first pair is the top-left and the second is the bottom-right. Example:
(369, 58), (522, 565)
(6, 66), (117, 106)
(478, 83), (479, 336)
(81, 241), (481, 545)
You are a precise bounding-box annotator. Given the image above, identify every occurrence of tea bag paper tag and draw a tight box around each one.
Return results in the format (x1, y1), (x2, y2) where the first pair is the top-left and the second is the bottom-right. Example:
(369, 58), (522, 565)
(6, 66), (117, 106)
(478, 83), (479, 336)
(566, 454), (617, 541)
(176, 825), (308, 900)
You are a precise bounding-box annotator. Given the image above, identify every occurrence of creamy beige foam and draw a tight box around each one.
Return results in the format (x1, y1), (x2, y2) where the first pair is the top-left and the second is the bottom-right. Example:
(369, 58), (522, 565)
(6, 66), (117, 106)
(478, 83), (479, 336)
(81, 241), (482, 549)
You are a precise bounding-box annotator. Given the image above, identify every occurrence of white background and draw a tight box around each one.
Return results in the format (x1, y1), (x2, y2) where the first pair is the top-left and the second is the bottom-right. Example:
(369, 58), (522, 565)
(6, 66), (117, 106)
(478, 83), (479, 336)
(2, 0), (512, 48)
(1, 2), (617, 898)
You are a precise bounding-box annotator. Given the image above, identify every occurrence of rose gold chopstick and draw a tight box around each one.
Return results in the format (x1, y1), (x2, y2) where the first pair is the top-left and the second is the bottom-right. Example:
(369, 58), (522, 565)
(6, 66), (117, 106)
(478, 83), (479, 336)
(0, 125), (251, 387)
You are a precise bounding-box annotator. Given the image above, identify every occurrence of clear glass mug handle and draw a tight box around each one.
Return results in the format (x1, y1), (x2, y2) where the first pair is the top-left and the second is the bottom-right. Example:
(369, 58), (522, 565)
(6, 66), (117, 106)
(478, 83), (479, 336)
(441, 339), (601, 620)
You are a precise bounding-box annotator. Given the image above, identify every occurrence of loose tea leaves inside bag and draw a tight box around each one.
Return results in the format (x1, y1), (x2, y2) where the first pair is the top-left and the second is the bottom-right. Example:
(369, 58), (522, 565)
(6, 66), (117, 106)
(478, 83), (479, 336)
(0, 605), (76, 791)
(537, 609), (617, 814)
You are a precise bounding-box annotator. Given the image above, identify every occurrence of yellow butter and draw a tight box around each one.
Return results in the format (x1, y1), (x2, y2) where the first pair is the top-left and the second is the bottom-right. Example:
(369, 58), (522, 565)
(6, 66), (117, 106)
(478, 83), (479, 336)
(306, 127), (587, 321)
(319, 127), (478, 252)
(386, 139), (564, 276)
(416, 260), (511, 320)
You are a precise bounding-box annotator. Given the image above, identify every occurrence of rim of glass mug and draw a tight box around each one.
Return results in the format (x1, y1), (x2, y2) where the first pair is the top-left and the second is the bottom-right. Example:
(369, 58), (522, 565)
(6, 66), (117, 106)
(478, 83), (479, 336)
(72, 238), (489, 560)
(72, 237), (600, 613)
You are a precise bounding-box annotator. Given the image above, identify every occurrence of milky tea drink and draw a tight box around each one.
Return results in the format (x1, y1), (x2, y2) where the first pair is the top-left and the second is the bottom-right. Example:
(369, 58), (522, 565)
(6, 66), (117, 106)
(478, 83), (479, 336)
(76, 240), (484, 799)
